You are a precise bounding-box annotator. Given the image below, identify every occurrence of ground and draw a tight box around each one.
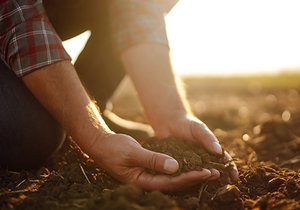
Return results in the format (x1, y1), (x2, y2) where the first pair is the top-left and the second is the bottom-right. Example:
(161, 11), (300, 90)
(1, 74), (300, 210)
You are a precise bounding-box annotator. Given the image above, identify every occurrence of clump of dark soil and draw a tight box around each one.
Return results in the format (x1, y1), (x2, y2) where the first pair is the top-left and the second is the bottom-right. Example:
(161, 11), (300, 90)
(140, 137), (233, 177)
(140, 137), (243, 209)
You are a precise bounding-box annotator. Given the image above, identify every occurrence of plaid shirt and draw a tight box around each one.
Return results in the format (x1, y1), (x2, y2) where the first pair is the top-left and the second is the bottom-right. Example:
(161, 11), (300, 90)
(0, 0), (70, 77)
(110, 0), (178, 54)
(0, 0), (177, 77)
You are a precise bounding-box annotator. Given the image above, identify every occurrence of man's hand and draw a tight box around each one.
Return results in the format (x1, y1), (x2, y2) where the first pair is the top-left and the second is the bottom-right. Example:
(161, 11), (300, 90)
(89, 133), (220, 192)
(121, 44), (239, 182)
(155, 115), (222, 155)
(154, 114), (239, 182)
(22, 61), (220, 191)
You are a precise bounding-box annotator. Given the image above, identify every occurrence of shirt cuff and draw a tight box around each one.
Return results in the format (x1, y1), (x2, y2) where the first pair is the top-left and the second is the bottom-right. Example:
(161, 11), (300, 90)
(109, 0), (171, 55)
(1, 17), (70, 77)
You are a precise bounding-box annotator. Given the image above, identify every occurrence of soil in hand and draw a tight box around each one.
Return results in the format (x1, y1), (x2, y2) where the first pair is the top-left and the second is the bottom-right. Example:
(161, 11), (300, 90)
(140, 137), (233, 179)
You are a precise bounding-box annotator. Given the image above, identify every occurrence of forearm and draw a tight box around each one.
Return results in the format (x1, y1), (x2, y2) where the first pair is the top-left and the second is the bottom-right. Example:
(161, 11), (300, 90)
(120, 43), (230, 158)
(22, 60), (111, 152)
(121, 44), (191, 134)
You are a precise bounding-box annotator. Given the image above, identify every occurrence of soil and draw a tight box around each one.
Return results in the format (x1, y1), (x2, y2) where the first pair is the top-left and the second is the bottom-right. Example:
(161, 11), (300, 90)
(1, 75), (300, 210)
(140, 137), (234, 182)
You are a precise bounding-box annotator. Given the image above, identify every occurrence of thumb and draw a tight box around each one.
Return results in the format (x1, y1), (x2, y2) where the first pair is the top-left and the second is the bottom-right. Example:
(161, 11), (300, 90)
(189, 119), (223, 155)
(133, 147), (179, 174)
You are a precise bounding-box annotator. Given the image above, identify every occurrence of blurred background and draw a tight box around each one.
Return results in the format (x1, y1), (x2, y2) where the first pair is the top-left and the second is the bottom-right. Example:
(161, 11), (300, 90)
(63, 0), (300, 76)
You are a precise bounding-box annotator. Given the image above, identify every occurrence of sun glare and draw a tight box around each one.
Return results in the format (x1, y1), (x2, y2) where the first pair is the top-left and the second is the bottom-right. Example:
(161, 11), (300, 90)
(63, 0), (300, 76)
(166, 0), (300, 75)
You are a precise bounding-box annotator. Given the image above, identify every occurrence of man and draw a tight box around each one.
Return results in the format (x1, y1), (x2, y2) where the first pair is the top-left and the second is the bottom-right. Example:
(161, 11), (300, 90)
(0, 0), (238, 191)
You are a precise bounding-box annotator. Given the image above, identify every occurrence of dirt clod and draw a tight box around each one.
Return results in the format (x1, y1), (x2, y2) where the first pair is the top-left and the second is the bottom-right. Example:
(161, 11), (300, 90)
(213, 184), (241, 203)
(140, 137), (233, 178)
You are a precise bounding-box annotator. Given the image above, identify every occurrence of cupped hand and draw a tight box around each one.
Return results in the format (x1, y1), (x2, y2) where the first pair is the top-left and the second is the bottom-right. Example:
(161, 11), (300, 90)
(154, 114), (239, 182)
(88, 133), (220, 192)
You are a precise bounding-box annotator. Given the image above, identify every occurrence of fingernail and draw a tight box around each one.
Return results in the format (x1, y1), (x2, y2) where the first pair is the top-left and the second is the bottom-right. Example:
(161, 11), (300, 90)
(209, 169), (220, 177)
(212, 142), (223, 155)
(201, 169), (212, 177)
(164, 159), (179, 174)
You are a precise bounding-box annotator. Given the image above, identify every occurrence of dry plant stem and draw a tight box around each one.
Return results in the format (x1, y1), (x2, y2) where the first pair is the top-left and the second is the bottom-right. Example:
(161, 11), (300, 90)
(15, 179), (26, 188)
(79, 164), (91, 184)
(198, 183), (208, 202)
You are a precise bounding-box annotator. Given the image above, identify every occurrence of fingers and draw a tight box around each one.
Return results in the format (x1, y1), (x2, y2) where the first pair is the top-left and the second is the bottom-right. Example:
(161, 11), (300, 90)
(189, 119), (239, 181)
(189, 118), (223, 155)
(188, 119), (239, 181)
(208, 168), (220, 180)
(224, 151), (239, 182)
(132, 147), (179, 174)
(134, 169), (214, 192)
(128, 145), (222, 191)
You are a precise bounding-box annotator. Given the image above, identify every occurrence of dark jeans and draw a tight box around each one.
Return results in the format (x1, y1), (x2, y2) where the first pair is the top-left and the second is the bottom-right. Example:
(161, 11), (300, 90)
(0, 61), (65, 170)
(0, 1), (125, 170)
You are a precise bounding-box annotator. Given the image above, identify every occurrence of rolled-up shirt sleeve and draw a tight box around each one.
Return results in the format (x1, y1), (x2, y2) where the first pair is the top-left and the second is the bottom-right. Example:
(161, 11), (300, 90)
(0, 0), (71, 77)
(109, 0), (178, 54)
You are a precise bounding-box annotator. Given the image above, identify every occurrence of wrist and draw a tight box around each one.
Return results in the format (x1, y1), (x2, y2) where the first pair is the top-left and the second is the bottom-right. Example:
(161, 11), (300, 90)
(81, 128), (114, 158)
(146, 90), (192, 135)
(151, 109), (192, 139)
(70, 102), (114, 153)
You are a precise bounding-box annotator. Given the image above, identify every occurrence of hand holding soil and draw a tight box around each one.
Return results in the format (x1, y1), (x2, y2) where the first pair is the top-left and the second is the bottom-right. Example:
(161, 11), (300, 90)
(88, 133), (221, 192)
(151, 114), (239, 182)
(141, 137), (236, 183)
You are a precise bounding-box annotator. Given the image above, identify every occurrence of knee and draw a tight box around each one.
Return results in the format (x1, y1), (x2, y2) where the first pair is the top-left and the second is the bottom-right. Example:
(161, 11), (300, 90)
(0, 60), (66, 171)
(0, 119), (66, 171)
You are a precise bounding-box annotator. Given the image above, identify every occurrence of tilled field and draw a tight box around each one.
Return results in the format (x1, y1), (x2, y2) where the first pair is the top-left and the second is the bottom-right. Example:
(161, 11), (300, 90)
(1, 75), (299, 210)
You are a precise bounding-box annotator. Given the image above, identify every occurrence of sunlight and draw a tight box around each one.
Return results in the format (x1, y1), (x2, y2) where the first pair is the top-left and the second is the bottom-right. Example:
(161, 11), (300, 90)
(62, 31), (91, 64)
(62, 0), (300, 76)
(166, 0), (300, 75)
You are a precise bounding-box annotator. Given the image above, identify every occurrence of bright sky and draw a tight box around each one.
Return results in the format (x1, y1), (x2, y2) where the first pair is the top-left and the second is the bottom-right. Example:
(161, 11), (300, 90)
(63, 0), (300, 76)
